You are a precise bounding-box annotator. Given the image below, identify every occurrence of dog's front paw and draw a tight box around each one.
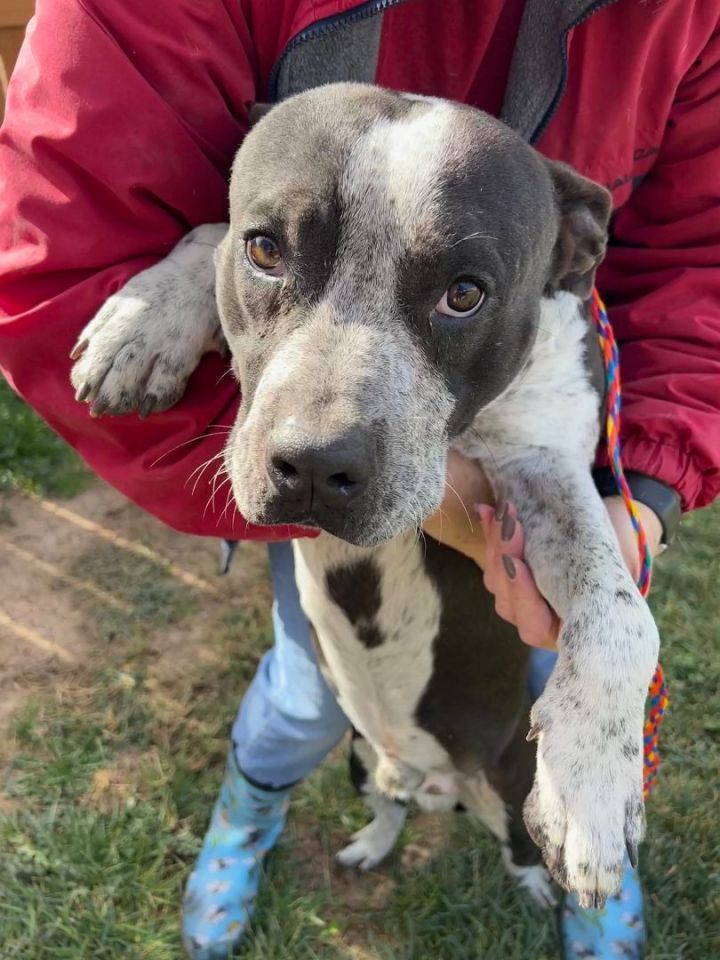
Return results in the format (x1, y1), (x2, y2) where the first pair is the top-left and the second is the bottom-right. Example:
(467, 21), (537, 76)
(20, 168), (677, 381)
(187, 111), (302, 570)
(71, 227), (224, 417)
(336, 821), (395, 871)
(523, 618), (655, 907)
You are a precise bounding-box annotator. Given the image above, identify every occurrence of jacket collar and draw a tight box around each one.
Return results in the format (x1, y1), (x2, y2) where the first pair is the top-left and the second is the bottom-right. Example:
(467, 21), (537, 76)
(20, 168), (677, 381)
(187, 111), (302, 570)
(501, 0), (620, 142)
(273, 0), (621, 144)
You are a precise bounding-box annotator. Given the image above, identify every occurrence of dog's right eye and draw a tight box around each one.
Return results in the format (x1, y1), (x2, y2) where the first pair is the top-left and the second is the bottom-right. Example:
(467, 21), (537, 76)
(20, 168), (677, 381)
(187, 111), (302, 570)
(246, 235), (284, 276)
(436, 278), (486, 318)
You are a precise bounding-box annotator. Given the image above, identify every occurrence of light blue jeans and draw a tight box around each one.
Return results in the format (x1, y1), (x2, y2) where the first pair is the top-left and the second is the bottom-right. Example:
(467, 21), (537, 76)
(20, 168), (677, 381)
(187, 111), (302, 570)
(232, 541), (555, 788)
(231, 542), (349, 787)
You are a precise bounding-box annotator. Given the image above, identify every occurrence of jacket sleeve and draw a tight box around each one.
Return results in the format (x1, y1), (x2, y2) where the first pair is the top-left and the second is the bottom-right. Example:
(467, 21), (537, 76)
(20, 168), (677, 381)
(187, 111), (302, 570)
(0, 0), (312, 541)
(596, 23), (720, 512)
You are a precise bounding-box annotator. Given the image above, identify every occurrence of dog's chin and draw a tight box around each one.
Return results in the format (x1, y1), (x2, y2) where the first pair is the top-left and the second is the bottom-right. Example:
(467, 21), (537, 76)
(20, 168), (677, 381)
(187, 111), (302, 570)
(235, 490), (436, 548)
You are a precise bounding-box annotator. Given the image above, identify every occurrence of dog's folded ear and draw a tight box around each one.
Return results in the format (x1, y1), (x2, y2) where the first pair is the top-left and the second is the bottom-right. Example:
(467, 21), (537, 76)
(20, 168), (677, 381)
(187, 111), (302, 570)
(546, 160), (612, 299)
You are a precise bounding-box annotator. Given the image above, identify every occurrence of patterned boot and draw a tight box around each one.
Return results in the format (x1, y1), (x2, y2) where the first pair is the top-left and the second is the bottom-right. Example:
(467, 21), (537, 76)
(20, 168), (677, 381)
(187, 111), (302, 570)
(562, 858), (645, 959)
(182, 751), (291, 959)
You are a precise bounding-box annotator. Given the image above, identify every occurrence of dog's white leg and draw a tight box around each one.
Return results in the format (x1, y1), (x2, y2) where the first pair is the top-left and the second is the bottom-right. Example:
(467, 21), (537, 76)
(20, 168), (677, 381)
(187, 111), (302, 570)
(71, 222), (227, 416)
(489, 454), (659, 908)
(501, 849), (556, 909)
(336, 791), (407, 871)
(460, 773), (555, 908)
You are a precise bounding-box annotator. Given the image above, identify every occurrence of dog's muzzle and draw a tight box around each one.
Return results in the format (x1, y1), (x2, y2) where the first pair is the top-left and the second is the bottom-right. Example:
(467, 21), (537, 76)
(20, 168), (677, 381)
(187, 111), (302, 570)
(265, 422), (375, 522)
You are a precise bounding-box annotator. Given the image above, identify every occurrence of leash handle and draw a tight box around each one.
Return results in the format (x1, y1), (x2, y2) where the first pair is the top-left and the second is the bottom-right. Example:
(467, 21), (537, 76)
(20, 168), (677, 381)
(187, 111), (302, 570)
(591, 288), (667, 799)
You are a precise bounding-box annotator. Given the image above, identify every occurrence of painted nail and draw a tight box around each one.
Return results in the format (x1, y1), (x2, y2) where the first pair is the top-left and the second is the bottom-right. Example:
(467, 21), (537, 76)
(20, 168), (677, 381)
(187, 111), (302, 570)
(494, 500), (507, 522)
(501, 554), (516, 579)
(501, 511), (516, 542)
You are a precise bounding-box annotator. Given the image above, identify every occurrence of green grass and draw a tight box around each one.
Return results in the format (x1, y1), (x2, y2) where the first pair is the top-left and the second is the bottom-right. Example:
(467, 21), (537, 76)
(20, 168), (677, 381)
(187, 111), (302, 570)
(1, 379), (719, 958)
(0, 379), (91, 498)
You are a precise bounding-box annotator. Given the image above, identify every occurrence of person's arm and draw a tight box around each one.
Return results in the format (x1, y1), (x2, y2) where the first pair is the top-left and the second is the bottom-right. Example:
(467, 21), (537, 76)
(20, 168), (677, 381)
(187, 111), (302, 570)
(423, 451), (663, 649)
(0, 0), (310, 541)
(595, 23), (720, 514)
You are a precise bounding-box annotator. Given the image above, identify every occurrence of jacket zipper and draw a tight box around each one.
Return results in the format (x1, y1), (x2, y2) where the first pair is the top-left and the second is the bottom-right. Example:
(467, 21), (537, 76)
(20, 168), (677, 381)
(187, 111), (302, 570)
(530, 0), (618, 144)
(268, 0), (409, 101)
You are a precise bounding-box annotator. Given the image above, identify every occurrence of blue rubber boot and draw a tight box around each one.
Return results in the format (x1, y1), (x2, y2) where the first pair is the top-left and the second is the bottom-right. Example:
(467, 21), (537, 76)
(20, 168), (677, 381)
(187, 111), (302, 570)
(562, 857), (645, 959)
(182, 751), (291, 959)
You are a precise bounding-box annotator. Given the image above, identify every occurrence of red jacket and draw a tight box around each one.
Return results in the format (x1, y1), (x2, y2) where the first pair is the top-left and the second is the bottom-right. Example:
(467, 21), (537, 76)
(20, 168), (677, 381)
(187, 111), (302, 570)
(1, 0), (719, 542)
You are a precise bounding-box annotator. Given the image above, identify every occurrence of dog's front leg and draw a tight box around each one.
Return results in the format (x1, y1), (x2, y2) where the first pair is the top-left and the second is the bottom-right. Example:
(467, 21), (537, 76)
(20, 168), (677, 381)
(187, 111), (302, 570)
(71, 223), (227, 416)
(492, 453), (659, 908)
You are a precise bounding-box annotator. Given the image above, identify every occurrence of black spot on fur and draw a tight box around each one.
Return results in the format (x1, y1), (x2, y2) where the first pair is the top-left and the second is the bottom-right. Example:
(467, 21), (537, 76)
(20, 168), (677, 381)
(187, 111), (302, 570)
(357, 622), (385, 649)
(614, 588), (635, 605)
(622, 738), (638, 761)
(349, 730), (369, 795)
(326, 559), (385, 648)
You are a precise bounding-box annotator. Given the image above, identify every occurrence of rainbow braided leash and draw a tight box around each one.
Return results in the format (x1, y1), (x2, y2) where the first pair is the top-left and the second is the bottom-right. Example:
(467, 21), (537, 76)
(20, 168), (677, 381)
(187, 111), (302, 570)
(591, 288), (667, 798)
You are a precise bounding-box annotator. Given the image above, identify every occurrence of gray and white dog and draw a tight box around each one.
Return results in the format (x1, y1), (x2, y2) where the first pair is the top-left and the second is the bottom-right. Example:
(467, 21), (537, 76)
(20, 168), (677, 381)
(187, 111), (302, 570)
(70, 84), (659, 909)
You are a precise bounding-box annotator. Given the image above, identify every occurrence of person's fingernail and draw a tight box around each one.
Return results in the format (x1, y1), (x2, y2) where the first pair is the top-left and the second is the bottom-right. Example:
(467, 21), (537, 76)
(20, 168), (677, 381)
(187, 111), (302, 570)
(501, 554), (516, 579)
(501, 512), (516, 542)
(494, 500), (507, 522)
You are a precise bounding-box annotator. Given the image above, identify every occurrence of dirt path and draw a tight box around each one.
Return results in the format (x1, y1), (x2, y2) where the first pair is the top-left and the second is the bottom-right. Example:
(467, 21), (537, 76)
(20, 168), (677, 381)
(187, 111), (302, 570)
(0, 481), (269, 735)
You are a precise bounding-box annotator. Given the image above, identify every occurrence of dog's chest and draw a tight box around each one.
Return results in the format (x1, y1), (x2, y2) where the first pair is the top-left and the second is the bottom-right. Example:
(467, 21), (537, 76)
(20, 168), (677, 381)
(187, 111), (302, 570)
(293, 535), (451, 771)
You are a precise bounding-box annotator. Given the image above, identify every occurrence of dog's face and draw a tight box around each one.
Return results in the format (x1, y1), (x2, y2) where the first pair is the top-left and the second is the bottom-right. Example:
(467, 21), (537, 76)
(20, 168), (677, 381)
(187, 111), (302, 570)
(216, 84), (610, 545)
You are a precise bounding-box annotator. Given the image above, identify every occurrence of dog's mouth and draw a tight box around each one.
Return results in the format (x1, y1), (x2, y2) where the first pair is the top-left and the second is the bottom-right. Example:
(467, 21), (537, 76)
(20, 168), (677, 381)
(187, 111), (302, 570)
(228, 453), (438, 547)
(246, 492), (396, 547)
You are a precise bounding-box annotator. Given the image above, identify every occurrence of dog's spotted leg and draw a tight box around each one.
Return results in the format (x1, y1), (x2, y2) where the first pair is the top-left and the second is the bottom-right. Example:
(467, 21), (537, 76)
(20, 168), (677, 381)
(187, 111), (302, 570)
(71, 223), (227, 417)
(458, 294), (658, 905)
(488, 455), (658, 908)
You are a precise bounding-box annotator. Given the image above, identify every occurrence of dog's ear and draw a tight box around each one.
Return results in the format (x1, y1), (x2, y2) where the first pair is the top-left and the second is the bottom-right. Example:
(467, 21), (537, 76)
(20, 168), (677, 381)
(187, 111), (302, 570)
(249, 102), (274, 128)
(545, 160), (612, 299)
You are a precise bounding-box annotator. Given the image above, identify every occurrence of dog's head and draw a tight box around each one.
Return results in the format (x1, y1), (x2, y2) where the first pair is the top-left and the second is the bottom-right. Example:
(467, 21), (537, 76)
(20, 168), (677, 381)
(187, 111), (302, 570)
(216, 84), (610, 545)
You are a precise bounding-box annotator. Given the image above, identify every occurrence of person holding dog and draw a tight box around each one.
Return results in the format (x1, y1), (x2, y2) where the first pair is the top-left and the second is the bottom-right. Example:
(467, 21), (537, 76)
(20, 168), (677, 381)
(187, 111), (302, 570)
(1, 2), (718, 958)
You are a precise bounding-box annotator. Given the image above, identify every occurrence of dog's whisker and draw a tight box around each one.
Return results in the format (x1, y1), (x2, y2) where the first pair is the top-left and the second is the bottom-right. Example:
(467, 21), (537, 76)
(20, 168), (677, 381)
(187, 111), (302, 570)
(215, 367), (236, 386)
(188, 450), (226, 491)
(219, 480), (238, 525)
(204, 465), (232, 519)
(150, 427), (232, 468)
(444, 478), (475, 534)
(188, 450), (228, 496)
(450, 231), (499, 247)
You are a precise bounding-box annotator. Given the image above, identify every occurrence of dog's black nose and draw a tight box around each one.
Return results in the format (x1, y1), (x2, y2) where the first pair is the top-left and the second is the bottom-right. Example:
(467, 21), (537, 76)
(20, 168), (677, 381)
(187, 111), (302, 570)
(266, 429), (372, 510)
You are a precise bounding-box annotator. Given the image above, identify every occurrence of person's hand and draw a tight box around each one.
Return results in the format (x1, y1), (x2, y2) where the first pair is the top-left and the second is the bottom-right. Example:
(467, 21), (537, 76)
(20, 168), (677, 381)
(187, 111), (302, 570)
(421, 450), (493, 568)
(477, 495), (663, 649)
(422, 452), (664, 649)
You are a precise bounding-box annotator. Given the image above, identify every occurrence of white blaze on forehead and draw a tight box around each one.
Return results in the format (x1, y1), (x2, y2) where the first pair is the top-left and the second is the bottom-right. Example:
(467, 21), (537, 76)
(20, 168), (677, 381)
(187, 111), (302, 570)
(341, 102), (457, 240)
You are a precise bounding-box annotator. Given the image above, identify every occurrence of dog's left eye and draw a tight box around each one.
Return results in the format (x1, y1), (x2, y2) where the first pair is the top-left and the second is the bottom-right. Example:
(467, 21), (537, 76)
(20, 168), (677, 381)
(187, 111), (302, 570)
(436, 278), (486, 318)
(246, 235), (284, 276)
